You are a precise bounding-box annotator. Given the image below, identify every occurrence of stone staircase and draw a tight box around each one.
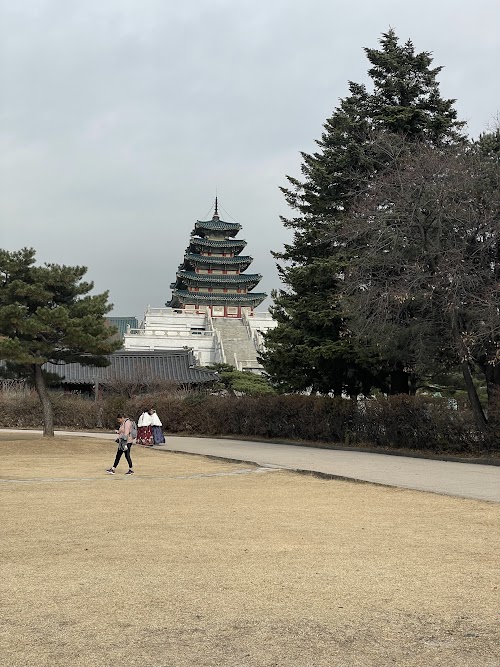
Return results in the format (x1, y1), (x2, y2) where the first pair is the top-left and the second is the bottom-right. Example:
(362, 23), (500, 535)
(211, 318), (261, 372)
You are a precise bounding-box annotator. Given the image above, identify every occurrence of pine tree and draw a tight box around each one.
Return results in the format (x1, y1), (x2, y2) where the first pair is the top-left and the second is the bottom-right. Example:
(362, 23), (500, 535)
(262, 29), (465, 395)
(0, 248), (121, 436)
(365, 30), (464, 144)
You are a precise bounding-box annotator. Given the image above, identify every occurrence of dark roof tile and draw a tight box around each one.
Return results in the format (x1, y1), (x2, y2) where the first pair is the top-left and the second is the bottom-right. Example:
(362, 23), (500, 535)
(43, 350), (217, 385)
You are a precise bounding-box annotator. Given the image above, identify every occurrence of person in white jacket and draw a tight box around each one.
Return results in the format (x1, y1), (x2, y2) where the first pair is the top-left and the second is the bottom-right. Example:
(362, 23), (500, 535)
(150, 408), (165, 444)
(136, 408), (153, 445)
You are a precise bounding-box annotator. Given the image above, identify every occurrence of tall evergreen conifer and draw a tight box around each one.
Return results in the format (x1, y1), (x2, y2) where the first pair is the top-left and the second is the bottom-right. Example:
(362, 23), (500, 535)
(261, 29), (465, 395)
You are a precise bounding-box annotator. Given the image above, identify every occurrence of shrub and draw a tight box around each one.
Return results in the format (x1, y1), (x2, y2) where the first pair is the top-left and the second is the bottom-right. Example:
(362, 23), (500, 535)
(0, 389), (494, 456)
(0, 390), (42, 428)
(51, 393), (103, 430)
(353, 395), (482, 455)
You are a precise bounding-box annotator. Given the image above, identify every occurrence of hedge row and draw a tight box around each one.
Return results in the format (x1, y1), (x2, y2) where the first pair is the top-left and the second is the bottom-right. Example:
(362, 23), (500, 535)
(0, 390), (495, 456)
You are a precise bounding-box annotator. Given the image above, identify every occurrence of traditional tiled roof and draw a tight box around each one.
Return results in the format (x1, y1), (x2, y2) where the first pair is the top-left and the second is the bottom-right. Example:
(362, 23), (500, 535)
(189, 238), (247, 253)
(43, 350), (218, 386)
(175, 271), (261, 286)
(193, 218), (242, 238)
(183, 253), (253, 269)
(170, 289), (266, 306)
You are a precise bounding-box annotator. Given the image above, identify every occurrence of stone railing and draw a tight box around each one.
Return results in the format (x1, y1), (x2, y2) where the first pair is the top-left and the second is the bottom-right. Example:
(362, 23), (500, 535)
(233, 354), (262, 372)
(213, 330), (226, 364)
(206, 308), (226, 364)
(143, 306), (188, 317)
(205, 307), (215, 333)
(126, 328), (214, 338)
(241, 310), (266, 353)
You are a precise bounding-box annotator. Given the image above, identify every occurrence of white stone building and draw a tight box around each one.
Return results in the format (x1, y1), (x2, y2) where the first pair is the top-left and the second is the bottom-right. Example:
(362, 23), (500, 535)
(123, 306), (277, 373)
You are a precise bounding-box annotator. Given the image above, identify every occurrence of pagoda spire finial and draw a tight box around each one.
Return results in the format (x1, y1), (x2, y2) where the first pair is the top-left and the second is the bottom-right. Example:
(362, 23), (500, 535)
(214, 195), (219, 219)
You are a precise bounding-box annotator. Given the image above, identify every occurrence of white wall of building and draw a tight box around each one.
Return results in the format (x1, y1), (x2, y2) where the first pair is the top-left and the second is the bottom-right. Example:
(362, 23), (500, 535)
(123, 306), (276, 369)
(123, 307), (218, 366)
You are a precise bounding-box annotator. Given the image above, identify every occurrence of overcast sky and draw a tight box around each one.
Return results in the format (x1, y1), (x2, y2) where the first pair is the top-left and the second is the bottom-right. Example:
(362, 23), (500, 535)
(1, 0), (499, 318)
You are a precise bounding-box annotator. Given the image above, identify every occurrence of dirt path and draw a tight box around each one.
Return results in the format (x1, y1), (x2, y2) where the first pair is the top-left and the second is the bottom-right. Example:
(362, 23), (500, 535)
(1, 433), (498, 666)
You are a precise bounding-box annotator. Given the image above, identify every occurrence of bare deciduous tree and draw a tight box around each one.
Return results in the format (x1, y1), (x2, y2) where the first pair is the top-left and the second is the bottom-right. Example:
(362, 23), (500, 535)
(339, 135), (500, 431)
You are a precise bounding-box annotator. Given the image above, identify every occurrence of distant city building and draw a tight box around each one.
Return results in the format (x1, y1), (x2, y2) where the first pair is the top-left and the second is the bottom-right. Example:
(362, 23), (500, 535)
(123, 200), (277, 373)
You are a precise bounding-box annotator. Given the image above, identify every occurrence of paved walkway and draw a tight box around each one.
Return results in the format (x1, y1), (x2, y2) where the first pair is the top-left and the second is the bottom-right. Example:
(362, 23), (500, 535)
(2, 429), (499, 502)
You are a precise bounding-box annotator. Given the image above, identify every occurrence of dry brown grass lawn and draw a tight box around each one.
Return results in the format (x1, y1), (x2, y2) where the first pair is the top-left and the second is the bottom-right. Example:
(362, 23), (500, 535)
(0, 433), (498, 667)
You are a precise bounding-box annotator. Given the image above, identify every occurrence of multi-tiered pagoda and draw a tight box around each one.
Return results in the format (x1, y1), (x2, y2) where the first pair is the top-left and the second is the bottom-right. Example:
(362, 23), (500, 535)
(168, 200), (266, 317)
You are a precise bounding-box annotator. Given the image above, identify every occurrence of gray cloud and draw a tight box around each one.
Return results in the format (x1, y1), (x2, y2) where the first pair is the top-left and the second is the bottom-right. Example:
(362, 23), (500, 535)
(1, 0), (499, 316)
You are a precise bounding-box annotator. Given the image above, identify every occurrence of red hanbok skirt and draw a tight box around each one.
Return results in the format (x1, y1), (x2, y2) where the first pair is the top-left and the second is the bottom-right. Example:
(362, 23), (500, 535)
(137, 425), (153, 445)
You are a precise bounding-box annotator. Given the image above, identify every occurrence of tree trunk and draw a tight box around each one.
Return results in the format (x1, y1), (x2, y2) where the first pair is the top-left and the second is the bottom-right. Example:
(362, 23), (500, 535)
(461, 361), (488, 433)
(332, 374), (343, 398)
(33, 364), (54, 437)
(389, 365), (409, 395)
(482, 362), (500, 434)
(345, 370), (357, 400)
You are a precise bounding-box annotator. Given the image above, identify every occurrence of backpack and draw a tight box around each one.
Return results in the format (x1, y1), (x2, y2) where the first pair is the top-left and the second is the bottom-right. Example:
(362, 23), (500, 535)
(126, 419), (138, 440)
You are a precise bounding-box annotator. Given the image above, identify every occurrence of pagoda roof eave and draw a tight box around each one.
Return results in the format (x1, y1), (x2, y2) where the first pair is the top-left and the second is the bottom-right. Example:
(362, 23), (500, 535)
(192, 218), (242, 238)
(188, 238), (247, 254)
(195, 219), (241, 230)
(192, 229), (240, 239)
(183, 253), (253, 268)
(176, 271), (261, 286)
(170, 290), (267, 306)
